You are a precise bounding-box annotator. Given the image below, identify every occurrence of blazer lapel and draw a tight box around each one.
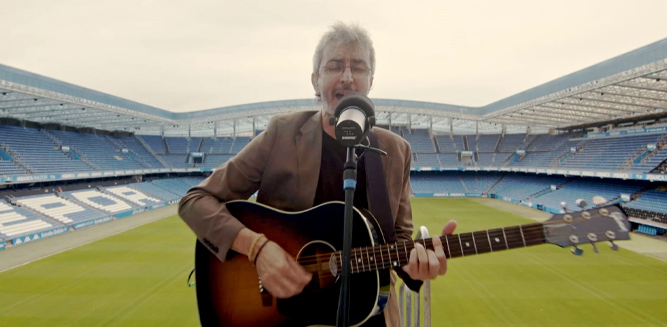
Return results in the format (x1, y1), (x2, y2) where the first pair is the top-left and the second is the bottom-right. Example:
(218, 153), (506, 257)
(294, 111), (322, 209)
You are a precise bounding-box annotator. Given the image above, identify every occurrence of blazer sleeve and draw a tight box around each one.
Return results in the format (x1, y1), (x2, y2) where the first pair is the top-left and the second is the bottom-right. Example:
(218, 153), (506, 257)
(178, 119), (278, 262)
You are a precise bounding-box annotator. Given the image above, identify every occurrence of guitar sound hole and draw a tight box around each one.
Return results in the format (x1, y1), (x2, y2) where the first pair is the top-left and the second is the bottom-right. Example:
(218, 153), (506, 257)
(297, 241), (337, 292)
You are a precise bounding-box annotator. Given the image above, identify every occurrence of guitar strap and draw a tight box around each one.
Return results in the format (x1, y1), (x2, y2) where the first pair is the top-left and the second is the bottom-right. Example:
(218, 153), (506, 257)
(366, 130), (397, 244)
(367, 130), (423, 293)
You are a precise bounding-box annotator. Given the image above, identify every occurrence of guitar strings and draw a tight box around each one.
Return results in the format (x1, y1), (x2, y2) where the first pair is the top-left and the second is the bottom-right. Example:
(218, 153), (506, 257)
(292, 211), (619, 278)
(294, 224), (549, 277)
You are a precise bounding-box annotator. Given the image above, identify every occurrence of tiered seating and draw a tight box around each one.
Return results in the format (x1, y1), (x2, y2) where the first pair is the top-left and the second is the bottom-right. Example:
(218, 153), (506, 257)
(103, 186), (164, 207)
(139, 135), (167, 153)
(49, 130), (144, 171)
(230, 137), (251, 153)
(629, 147), (667, 173)
(201, 137), (235, 153)
(0, 159), (27, 176)
(150, 177), (203, 196)
(437, 153), (460, 166)
(499, 133), (536, 152)
(0, 125), (91, 174)
(0, 200), (54, 239)
(199, 154), (235, 169)
(435, 135), (464, 152)
(130, 183), (182, 202)
(403, 130), (435, 152)
(190, 137), (203, 152)
(560, 134), (665, 171)
(527, 133), (571, 151)
(465, 135), (477, 152)
(477, 153), (512, 166)
(489, 174), (568, 201)
(624, 188), (667, 214)
(410, 173), (467, 194)
(475, 134), (500, 152)
(114, 135), (165, 168)
(532, 178), (648, 212)
(458, 172), (501, 193)
(63, 190), (135, 214)
(160, 154), (192, 168)
(413, 153), (440, 167)
(165, 137), (189, 153)
(15, 194), (107, 224)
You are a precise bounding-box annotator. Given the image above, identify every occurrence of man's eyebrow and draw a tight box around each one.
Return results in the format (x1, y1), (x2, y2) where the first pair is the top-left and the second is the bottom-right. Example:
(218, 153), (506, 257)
(325, 59), (369, 66)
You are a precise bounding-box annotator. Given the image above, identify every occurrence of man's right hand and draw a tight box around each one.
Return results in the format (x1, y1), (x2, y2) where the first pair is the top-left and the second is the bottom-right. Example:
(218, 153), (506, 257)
(254, 241), (312, 298)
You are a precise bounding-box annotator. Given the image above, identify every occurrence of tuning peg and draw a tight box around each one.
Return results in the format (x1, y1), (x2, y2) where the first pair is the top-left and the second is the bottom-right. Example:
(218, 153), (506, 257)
(592, 195), (607, 206)
(591, 243), (599, 254)
(560, 201), (569, 213)
(609, 241), (618, 251)
(571, 246), (583, 256)
(576, 199), (587, 209)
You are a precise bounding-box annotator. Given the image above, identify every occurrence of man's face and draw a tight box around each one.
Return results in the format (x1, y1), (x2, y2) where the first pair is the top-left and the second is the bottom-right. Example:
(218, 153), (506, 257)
(312, 42), (374, 115)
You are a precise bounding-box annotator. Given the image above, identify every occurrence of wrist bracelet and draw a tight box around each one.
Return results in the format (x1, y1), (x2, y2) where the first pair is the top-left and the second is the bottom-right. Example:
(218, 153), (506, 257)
(252, 240), (270, 266)
(247, 233), (266, 262)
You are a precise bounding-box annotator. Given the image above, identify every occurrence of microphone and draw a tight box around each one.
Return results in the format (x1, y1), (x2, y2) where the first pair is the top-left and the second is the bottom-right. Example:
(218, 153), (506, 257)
(328, 93), (376, 147)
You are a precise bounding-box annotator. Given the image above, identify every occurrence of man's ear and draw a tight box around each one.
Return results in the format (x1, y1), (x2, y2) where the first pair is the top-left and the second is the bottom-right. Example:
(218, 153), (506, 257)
(311, 73), (318, 92)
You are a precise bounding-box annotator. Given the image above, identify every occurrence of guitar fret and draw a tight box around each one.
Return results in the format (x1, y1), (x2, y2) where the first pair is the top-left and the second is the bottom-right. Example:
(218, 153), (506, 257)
(444, 236), (452, 258)
(501, 227), (509, 249)
(395, 243), (401, 266)
(519, 225), (527, 247)
(486, 230), (493, 252)
(369, 247), (376, 271)
(471, 232), (478, 254)
(458, 234), (465, 257)
(388, 244), (398, 267)
(403, 242), (409, 267)
(353, 250), (359, 273)
(487, 229), (505, 252)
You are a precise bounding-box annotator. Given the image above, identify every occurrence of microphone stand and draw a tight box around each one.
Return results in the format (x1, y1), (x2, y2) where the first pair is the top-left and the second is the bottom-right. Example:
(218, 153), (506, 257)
(336, 145), (357, 327)
(337, 144), (386, 327)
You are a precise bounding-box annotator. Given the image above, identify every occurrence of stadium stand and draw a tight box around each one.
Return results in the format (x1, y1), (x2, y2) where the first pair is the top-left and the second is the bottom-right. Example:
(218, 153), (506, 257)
(0, 199), (54, 239)
(102, 186), (165, 207)
(403, 129), (436, 152)
(0, 125), (92, 174)
(47, 130), (145, 171)
(112, 135), (166, 169)
(62, 190), (135, 214)
(14, 194), (107, 224)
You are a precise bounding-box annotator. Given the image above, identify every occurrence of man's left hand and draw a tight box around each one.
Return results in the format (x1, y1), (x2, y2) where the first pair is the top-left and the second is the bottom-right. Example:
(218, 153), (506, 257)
(401, 220), (457, 281)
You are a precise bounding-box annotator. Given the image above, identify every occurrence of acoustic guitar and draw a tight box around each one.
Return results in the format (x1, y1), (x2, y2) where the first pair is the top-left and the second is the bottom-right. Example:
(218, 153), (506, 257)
(194, 200), (630, 327)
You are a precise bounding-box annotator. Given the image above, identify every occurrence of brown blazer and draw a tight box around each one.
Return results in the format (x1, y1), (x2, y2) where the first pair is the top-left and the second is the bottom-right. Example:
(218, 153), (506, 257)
(179, 110), (415, 326)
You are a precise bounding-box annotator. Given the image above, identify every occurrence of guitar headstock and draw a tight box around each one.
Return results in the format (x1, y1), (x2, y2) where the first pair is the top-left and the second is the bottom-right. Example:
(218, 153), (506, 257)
(544, 199), (630, 255)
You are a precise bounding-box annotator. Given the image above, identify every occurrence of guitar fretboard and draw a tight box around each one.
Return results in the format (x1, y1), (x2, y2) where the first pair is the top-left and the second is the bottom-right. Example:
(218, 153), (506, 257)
(335, 223), (545, 274)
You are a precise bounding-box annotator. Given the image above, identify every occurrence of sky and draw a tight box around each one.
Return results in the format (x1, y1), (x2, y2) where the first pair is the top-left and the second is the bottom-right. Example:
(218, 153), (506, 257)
(1, 0), (666, 113)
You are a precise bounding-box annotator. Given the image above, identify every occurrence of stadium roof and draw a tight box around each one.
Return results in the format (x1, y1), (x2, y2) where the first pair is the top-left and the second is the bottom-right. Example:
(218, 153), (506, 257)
(1, 38), (666, 136)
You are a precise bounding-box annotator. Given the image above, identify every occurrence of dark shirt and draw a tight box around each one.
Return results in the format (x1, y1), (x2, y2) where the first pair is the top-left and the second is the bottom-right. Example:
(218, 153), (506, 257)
(313, 131), (368, 209)
(313, 131), (386, 327)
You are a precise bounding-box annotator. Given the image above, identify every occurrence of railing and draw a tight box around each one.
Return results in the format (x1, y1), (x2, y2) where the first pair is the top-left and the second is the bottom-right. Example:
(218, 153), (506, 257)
(399, 226), (431, 327)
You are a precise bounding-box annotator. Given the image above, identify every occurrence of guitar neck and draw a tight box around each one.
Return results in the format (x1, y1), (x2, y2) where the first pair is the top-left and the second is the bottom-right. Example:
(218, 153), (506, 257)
(341, 222), (546, 274)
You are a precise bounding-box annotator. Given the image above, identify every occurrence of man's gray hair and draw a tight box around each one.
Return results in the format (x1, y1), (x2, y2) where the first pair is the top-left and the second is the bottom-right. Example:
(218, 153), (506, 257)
(312, 22), (375, 77)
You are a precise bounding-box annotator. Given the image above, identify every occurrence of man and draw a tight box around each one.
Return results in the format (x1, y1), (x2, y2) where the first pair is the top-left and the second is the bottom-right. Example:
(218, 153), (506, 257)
(179, 22), (456, 327)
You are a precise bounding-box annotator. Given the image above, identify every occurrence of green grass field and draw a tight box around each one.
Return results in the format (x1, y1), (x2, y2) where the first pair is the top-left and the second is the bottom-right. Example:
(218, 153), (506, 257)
(1, 198), (666, 326)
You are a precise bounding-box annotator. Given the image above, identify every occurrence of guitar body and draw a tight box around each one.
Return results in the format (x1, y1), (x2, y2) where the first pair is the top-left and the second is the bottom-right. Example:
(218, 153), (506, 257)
(195, 201), (390, 327)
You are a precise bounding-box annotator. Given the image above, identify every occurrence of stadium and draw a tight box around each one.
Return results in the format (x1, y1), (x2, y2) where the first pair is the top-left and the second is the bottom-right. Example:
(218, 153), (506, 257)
(1, 33), (667, 327)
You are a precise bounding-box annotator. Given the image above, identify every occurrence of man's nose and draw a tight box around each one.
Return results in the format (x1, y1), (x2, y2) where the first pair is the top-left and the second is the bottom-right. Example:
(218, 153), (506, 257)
(340, 66), (354, 83)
